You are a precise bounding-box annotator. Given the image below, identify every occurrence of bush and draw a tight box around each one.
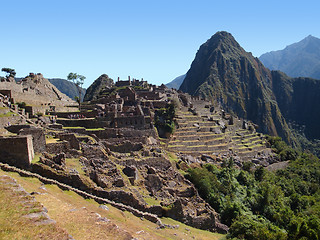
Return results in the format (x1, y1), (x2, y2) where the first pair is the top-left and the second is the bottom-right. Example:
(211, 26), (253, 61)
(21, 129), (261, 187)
(17, 102), (26, 108)
(228, 216), (287, 240)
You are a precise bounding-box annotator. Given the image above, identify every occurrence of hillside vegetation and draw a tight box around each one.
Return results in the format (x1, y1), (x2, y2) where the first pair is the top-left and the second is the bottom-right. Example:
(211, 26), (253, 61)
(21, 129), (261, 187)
(186, 136), (320, 239)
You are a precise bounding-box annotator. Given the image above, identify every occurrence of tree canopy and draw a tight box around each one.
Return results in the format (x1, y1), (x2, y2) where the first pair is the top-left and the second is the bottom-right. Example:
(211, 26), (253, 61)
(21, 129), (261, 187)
(1, 68), (16, 77)
(186, 136), (320, 239)
(67, 72), (86, 109)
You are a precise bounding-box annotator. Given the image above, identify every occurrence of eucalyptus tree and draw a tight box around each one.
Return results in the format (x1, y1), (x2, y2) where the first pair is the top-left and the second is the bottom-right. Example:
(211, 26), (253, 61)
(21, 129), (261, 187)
(1, 68), (16, 80)
(67, 72), (86, 110)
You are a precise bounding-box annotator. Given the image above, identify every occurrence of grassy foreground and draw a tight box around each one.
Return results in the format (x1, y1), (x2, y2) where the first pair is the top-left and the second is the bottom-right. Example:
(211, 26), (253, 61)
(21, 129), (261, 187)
(0, 169), (225, 240)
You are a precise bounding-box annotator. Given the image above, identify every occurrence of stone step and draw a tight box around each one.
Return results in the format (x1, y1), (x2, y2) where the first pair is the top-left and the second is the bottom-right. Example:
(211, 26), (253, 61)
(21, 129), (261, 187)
(168, 143), (229, 152)
(173, 132), (225, 141)
(233, 138), (263, 146)
(176, 149), (230, 157)
(175, 126), (221, 135)
(177, 121), (219, 128)
(233, 144), (266, 154)
(169, 137), (226, 146)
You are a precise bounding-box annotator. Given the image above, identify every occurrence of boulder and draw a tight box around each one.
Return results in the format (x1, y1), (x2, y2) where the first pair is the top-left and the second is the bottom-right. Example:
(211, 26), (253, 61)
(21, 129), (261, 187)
(122, 166), (138, 180)
(201, 154), (215, 162)
(145, 174), (163, 193)
(113, 178), (125, 187)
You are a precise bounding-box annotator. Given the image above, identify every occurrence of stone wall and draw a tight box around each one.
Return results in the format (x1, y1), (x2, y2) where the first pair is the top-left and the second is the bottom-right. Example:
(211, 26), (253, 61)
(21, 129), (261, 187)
(151, 101), (167, 109)
(58, 133), (80, 150)
(0, 135), (34, 168)
(54, 110), (98, 118)
(137, 91), (161, 100)
(114, 115), (147, 129)
(103, 141), (143, 153)
(46, 141), (70, 154)
(57, 119), (108, 128)
(19, 127), (46, 153)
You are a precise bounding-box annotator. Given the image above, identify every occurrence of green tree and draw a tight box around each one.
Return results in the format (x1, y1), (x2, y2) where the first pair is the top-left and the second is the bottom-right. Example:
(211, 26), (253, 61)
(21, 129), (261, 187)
(67, 72), (85, 110)
(1, 68), (16, 78)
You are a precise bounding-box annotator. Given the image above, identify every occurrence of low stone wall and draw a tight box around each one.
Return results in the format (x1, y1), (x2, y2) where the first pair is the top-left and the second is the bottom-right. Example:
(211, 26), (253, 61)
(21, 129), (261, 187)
(120, 157), (172, 171)
(0, 135), (34, 168)
(46, 141), (70, 154)
(6, 124), (31, 134)
(54, 110), (98, 119)
(103, 141), (143, 153)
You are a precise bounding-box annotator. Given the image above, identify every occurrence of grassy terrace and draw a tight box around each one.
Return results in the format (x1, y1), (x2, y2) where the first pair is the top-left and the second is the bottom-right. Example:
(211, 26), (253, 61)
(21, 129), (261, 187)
(170, 107), (269, 159)
(0, 111), (17, 117)
(62, 126), (85, 129)
(170, 137), (226, 144)
(0, 172), (69, 239)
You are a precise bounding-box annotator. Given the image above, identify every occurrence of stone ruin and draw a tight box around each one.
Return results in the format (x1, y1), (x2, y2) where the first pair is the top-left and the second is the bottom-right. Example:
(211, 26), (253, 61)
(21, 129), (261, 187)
(0, 135), (34, 168)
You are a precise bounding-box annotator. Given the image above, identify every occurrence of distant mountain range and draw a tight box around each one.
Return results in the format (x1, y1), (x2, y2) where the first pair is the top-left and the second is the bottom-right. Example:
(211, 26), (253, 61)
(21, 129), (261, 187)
(259, 35), (320, 80)
(166, 74), (186, 89)
(179, 31), (320, 147)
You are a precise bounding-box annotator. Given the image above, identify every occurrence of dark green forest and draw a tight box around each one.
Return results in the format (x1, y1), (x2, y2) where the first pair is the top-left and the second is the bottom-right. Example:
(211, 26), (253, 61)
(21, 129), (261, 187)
(186, 136), (320, 240)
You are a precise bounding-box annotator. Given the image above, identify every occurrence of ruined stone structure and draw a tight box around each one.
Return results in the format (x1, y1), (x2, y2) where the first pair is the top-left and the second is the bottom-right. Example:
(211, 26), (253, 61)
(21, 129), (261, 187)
(115, 76), (148, 88)
(19, 127), (46, 152)
(58, 133), (80, 150)
(0, 135), (34, 168)
(78, 78), (180, 133)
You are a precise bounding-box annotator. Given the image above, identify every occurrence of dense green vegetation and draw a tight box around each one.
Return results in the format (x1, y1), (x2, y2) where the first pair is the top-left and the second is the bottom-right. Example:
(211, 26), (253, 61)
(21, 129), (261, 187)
(186, 136), (320, 239)
(154, 103), (175, 138)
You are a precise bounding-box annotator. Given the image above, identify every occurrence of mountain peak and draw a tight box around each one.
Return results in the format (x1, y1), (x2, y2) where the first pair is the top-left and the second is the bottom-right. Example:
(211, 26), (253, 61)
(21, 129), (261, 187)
(260, 35), (320, 79)
(179, 32), (293, 142)
(300, 34), (320, 45)
(205, 31), (241, 49)
(304, 34), (317, 40)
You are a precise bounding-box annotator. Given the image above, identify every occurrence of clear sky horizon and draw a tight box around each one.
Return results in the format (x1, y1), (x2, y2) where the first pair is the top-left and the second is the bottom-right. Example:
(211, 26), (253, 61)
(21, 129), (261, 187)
(1, 0), (319, 88)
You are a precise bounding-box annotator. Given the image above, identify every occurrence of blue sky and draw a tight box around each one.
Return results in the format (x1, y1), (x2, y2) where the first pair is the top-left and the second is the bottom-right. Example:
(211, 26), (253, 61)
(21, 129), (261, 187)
(1, 0), (319, 88)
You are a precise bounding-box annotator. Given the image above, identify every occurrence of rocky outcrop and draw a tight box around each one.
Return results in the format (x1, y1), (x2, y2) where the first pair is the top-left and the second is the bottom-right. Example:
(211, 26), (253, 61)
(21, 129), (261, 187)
(83, 74), (114, 102)
(0, 73), (76, 108)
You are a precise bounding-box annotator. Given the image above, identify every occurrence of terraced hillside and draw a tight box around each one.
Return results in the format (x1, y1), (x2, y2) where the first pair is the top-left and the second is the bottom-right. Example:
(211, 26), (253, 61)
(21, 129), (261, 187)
(168, 101), (274, 164)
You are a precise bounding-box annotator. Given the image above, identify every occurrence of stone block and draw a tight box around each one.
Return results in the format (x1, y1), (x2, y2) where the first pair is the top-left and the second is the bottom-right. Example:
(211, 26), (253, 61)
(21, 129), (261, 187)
(0, 135), (34, 168)
(19, 127), (46, 152)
